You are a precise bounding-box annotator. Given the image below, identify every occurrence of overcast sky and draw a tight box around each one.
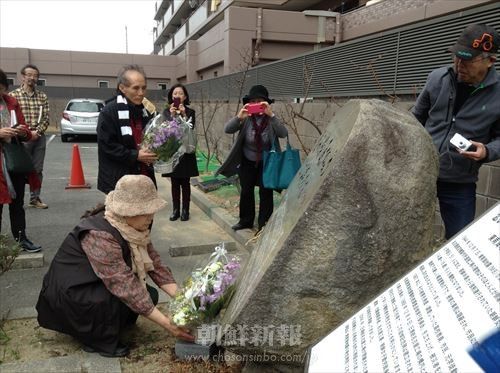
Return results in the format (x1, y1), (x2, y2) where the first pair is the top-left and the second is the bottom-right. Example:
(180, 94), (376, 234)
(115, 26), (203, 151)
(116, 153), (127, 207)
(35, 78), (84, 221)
(0, 0), (158, 55)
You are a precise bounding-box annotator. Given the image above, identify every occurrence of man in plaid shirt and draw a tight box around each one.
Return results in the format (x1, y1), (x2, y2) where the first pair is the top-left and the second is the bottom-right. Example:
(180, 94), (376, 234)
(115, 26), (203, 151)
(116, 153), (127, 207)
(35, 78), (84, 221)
(10, 64), (50, 209)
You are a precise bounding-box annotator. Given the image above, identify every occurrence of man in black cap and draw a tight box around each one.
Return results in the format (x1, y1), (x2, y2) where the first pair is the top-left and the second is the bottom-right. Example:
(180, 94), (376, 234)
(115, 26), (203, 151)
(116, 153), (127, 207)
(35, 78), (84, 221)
(412, 24), (500, 239)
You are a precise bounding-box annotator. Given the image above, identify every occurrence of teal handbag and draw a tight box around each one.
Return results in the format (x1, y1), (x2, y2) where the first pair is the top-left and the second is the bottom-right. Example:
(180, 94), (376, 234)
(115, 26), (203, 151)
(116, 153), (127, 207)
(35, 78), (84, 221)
(262, 136), (301, 189)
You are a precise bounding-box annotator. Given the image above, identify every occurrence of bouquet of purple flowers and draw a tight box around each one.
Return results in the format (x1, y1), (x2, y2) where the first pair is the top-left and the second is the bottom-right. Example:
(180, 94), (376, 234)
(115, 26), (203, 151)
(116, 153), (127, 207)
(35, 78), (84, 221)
(170, 244), (241, 327)
(142, 114), (195, 173)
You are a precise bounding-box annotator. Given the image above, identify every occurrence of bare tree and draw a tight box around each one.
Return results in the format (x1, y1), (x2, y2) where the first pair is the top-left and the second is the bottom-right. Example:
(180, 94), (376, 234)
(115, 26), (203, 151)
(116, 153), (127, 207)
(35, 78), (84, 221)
(197, 89), (223, 173)
(273, 62), (342, 155)
(231, 46), (256, 116)
(353, 54), (399, 103)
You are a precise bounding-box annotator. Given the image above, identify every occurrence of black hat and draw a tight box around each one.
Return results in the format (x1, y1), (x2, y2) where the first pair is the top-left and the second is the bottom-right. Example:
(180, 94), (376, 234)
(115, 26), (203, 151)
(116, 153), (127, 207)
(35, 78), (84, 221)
(449, 23), (499, 60)
(242, 85), (274, 105)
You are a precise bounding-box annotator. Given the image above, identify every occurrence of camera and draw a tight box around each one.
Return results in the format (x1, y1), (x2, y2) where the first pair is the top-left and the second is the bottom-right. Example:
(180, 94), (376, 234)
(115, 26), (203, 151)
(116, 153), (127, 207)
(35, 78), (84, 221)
(246, 103), (265, 115)
(450, 133), (476, 152)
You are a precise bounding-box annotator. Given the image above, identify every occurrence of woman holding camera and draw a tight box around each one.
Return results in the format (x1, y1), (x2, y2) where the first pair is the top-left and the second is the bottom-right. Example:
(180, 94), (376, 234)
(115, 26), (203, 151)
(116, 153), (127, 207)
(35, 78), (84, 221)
(217, 85), (287, 232)
(161, 84), (199, 222)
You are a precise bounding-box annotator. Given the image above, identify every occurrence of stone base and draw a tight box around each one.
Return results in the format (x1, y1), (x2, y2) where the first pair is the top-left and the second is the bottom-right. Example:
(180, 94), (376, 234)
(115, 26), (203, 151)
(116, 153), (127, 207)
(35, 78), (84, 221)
(174, 340), (222, 361)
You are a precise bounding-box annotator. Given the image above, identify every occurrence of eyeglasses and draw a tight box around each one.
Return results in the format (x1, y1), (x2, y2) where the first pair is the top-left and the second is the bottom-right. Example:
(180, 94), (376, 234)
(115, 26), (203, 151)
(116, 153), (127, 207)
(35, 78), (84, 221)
(454, 55), (489, 66)
(23, 73), (39, 79)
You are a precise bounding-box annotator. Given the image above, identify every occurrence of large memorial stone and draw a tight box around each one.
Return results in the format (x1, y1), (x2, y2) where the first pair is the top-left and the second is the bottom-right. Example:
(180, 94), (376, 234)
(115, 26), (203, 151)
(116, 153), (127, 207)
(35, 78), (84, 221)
(220, 99), (439, 367)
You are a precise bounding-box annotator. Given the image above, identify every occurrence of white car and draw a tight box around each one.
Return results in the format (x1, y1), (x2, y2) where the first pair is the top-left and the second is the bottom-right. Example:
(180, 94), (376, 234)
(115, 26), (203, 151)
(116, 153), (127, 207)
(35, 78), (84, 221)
(60, 98), (104, 142)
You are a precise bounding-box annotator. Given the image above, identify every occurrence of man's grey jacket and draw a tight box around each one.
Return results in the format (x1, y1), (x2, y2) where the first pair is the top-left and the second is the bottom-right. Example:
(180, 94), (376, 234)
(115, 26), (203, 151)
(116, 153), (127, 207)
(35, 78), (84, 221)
(412, 65), (500, 183)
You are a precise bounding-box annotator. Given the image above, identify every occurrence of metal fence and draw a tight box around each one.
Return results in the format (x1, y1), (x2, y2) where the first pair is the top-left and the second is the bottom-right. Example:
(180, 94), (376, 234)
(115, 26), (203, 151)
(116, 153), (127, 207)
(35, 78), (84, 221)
(185, 2), (500, 101)
(19, 86), (168, 102)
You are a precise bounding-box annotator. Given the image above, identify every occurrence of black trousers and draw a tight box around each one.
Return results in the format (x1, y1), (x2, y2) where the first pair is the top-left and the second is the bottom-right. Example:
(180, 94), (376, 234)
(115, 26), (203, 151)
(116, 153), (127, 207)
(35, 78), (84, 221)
(171, 177), (191, 210)
(0, 172), (26, 239)
(237, 156), (274, 228)
(87, 284), (159, 353)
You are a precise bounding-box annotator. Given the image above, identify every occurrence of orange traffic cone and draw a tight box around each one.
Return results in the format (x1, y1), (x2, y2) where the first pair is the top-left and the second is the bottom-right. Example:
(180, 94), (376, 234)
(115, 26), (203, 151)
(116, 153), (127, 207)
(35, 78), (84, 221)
(66, 144), (91, 189)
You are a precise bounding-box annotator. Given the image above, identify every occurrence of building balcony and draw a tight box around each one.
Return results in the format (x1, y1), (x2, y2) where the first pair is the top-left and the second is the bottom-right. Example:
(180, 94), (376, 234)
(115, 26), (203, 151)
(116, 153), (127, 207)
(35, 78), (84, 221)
(174, 23), (188, 47)
(189, 1), (209, 33)
(154, 0), (196, 49)
(154, 0), (170, 21)
(156, 0), (230, 55)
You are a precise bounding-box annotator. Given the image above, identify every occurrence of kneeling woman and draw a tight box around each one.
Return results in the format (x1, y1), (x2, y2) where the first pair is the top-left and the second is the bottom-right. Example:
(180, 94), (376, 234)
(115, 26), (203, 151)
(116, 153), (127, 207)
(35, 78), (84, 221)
(36, 175), (193, 357)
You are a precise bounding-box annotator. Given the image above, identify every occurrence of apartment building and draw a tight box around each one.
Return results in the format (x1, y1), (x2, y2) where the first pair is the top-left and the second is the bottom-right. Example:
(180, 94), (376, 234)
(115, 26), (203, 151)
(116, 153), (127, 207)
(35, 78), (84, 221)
(152, 0), (494, 83)
(0, 0), (494, 90)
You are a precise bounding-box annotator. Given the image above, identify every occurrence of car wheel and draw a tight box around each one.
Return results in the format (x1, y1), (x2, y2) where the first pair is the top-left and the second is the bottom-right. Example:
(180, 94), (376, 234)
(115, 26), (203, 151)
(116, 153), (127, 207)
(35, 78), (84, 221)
(61, 134), (69, 142)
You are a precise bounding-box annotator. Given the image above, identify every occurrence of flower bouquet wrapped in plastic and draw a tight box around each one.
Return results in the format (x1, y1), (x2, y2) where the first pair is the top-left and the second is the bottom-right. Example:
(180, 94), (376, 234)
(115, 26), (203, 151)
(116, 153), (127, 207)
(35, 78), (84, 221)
(142, 114), (196, 174)
(170, 244), (241, 328)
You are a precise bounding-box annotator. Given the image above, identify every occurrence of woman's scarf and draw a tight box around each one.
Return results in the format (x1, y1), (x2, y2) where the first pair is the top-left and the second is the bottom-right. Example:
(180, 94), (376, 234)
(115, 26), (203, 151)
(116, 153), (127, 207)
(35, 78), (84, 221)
(104, 209), (154, 288)
(250, 115), (269, 162)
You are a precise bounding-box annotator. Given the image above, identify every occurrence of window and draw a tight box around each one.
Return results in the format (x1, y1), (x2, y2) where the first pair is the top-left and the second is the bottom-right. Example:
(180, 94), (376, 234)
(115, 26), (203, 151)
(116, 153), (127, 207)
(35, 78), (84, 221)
(98, 80), (109, 88)
(37, 79), (46, 86)
(158, 83), (168, 90)
(213, 71), (218, 78)
(67, 101), (104, 112)
(7, 78), (14, 86)
(199, 75), (204, 80)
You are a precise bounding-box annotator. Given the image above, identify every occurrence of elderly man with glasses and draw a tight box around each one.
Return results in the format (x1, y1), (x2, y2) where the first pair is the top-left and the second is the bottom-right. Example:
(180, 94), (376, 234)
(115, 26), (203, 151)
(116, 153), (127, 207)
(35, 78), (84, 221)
(412, 23), (500, 239)
(10, 64), (50, 209)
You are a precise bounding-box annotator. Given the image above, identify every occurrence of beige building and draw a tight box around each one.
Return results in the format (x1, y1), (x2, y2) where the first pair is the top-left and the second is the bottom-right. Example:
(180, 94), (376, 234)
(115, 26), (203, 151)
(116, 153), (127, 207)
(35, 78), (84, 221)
(1, 0), (494, 89)
(152, 0), (495, 82)
(0, 48), (176, 90)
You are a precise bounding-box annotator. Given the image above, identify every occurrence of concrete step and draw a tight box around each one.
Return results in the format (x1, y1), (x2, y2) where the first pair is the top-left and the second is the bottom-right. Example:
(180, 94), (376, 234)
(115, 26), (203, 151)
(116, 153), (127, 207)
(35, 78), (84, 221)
(0, 352), (121, 373)
(11, 252), (44, 270)
(190, 185), (255, 250)
(169, 241), (238, 257)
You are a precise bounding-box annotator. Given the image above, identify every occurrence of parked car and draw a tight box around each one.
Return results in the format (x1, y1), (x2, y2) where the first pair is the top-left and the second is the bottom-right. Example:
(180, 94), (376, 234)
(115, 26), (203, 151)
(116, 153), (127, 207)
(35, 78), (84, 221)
(60, 98), (104, 142)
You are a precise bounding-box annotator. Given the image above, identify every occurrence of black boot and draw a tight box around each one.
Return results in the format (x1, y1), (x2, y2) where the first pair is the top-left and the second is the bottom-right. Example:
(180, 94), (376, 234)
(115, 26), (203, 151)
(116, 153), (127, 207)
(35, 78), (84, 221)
(181, 207), (189, 221)
(180, 207), (189, 221)
(169, 208), (180, 221)
(16, 232), (42, 253)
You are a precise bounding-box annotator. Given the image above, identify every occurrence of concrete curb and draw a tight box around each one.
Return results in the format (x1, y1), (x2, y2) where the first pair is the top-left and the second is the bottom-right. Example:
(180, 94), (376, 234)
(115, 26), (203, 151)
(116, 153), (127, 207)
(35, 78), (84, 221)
(0, 353), (121, 373)
(12, 252), (44, 269)
(169, 241), (238, 257)
(5, 306), (37, 320)
(190, 185), (255, 251)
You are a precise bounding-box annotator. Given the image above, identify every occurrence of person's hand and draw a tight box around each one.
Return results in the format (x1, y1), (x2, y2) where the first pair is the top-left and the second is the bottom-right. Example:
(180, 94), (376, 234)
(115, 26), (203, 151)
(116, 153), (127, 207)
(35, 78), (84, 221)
(169, 104), (179, 115)
(459, 141), (487, 161)
(237, 104), (249, 121)
(0, 127), (17, 140)
(261, 101), (273, 117)
(30, 130), (40, 141)
(146, 307), (195, 342)
(177, 103), (186, 116)
(138, 149), (158, 165)
(161, 283), (178, 298)
(166, 322), (195, 342)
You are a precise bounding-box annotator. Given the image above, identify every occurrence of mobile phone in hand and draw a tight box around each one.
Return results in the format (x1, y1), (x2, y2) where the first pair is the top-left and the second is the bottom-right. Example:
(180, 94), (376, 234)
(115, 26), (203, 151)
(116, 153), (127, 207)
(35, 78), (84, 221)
(247, 103), (265, 115)
(173, 97), (181, 108)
